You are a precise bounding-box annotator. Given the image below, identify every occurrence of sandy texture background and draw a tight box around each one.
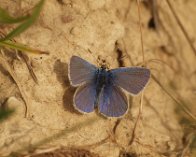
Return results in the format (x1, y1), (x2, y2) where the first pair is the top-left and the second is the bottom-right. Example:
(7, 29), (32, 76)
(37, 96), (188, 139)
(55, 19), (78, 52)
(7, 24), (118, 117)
(0, 0), (195, 156)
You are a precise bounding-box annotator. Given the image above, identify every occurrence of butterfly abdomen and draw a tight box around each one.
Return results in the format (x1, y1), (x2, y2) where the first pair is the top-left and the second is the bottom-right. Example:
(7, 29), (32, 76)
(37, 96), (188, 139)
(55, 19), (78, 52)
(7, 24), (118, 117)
(95, 68), (105, 93)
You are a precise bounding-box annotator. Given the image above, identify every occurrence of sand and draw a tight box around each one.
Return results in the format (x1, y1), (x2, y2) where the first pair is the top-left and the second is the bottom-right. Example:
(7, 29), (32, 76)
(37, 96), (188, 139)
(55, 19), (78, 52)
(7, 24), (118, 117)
(0, 0), (195, 156)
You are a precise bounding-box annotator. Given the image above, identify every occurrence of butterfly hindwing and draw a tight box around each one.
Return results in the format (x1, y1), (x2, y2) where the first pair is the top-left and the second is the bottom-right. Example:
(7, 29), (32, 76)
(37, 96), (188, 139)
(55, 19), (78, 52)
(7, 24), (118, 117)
(74, 83), (97, 113)
(110, 67), (150, 95)
(98, 83), (128, 117)
(69, 56), (97, 86)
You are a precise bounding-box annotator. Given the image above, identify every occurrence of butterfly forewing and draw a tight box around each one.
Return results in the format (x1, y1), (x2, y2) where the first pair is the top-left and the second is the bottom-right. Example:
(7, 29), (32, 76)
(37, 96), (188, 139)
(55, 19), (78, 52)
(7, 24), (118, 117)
(69, 56), (97, 86)
(110, 67), (150, 95)
(74, 83), (97, 113)
(99, 84), (128, 117)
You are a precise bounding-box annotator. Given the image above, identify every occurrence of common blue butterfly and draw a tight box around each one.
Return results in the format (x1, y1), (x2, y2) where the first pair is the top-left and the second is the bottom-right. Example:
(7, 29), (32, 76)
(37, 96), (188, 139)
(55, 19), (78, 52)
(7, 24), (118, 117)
(68, 56), (150, 117)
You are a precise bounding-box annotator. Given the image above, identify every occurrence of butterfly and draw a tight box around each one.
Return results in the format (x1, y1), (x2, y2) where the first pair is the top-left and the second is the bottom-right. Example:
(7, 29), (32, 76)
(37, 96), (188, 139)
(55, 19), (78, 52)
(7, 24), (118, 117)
(68, 56), (150, 117)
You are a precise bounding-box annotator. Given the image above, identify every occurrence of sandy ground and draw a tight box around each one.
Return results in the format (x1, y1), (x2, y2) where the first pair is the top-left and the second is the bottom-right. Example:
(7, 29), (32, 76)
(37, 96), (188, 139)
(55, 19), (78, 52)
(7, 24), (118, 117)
(0, 0), (195, 157)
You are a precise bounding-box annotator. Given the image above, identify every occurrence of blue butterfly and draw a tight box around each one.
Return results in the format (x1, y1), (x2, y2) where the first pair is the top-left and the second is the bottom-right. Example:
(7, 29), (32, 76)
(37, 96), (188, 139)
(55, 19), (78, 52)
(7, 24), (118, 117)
(68, 56), (150, 117)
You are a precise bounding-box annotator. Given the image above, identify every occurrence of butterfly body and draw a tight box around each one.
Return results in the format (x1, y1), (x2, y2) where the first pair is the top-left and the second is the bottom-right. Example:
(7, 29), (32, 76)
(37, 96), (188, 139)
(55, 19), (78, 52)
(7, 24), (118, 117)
(94, 67), (113, 106)
(95, 68), (110, 93)
(69, 56), (150, 117)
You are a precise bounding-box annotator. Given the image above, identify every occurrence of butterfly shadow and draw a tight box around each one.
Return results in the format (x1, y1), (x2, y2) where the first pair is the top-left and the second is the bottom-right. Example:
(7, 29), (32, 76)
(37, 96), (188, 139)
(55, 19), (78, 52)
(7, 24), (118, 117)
(53, 59), (80, 114)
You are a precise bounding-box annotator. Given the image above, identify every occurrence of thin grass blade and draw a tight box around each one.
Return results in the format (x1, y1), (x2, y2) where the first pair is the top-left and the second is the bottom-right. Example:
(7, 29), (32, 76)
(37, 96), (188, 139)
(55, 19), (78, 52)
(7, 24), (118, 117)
(0, 40), (49, 54)
(0, 7), (29, 24)
(0, 108), (14, 122)
(0, 0), (45, 41)
(152, 74), (196, 121)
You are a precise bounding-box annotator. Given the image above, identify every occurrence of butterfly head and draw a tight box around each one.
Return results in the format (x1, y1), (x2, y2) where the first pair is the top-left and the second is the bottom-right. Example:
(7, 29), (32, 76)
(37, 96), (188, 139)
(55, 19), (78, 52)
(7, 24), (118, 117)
(97, 55), (110, 70)
(101, 64), (107, 70)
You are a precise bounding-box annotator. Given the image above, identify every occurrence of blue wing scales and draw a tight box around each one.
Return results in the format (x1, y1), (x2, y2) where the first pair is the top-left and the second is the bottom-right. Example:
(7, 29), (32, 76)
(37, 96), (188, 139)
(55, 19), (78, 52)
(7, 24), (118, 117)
(74, 83), (97, 113)
(110, 67), (150, 95)
(69, 56), (97, 86)
(98, 84), (128, 117)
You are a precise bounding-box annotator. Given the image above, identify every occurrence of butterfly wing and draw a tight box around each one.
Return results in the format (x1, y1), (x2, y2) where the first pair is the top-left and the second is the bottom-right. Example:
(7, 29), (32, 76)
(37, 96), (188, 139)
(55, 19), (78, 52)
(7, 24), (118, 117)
(98, 84), (128, 117)
(74, 83), (97, 113)
(110, 67), (150, 95)
(69, 56), (97, 86)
